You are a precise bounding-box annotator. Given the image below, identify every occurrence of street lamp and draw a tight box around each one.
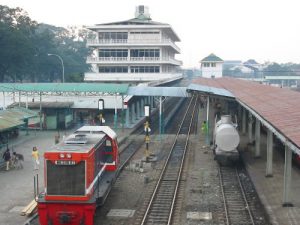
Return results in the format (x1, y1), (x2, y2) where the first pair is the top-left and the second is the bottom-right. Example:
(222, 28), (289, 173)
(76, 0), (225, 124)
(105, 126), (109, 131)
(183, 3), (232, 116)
(47, 53), (65, 83)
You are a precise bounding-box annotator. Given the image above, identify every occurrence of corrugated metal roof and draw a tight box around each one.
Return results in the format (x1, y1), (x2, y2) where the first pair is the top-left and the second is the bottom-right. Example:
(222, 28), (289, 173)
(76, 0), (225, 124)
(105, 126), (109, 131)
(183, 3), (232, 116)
(187, 83), (234, 98)
(0, 107), (37, 132)
(127, 87), (189, 97)
(9, 102), (74, 109)
(0, 83), (129, 94)
(192, 77), (300, 151)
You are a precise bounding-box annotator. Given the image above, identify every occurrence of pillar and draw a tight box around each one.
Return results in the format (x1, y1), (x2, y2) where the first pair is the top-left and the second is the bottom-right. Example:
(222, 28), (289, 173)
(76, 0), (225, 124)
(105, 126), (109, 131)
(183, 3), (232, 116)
(266, 130), (273, 177)
(248, 113), (253, 143)
(141, 98), (144, 117)
(131, 102), (135, 123)
(282, 145), (293, 207)
(254, 118), (261, 158)
(242, 108), (246, 135)
(125, 107), (130, 128)
(136, 101), (140, 119)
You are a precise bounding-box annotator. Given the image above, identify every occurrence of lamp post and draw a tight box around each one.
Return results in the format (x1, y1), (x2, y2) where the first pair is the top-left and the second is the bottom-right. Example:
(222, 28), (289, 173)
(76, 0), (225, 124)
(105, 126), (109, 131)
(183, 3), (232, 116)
(47, 53), (65, 83)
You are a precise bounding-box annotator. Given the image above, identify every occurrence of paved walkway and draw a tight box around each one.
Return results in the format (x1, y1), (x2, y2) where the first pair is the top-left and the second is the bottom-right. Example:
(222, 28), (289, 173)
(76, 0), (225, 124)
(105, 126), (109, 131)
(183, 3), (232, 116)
(240, 133), (300, 225)
(0, 126), (133, 225)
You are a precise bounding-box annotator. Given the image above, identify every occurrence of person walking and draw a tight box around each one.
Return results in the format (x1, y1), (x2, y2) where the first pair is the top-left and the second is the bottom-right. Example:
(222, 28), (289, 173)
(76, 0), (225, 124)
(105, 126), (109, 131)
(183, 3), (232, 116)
(32, 146), (40, 170)
(201, 121), (209, 146)
(2, 148), (11, 171)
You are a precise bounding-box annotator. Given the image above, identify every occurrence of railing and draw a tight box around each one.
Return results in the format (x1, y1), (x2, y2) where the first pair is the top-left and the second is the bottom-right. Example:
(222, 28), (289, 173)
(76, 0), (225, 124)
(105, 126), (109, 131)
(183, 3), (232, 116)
(86, 38), (181, 52)
(86, 56), (182, 65)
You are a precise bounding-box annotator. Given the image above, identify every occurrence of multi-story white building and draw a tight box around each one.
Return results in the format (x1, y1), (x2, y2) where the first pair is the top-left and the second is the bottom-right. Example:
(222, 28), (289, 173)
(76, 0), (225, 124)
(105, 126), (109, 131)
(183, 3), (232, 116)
(84, 5), (182, 84)
(200, 53), (224, 78)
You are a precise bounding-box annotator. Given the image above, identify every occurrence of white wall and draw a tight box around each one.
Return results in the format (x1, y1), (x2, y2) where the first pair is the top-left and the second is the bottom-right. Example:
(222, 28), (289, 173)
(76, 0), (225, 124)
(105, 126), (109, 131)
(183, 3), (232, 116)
(201, 62), (223, 78)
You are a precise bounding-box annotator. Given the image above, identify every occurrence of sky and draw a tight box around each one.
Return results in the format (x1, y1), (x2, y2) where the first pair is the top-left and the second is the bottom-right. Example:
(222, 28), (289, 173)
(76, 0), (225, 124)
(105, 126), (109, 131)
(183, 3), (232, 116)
(1, 0), (300, 67)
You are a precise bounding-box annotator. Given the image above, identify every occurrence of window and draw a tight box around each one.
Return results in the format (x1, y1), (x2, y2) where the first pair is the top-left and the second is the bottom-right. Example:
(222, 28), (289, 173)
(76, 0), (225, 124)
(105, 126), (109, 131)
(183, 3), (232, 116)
(98, 32), (128, 40)
(99, 66), (128, 73)
(130, 66), (160, 73)
(130, 49), (160, 58)
(99, 49), (128, 58)
(211, 63), (216, 67)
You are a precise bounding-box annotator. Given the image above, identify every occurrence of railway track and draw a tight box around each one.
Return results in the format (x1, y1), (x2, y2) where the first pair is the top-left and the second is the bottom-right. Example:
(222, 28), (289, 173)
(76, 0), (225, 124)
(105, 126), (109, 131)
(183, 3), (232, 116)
(219, 166), (255, 225)
(138, 96), (198, 225)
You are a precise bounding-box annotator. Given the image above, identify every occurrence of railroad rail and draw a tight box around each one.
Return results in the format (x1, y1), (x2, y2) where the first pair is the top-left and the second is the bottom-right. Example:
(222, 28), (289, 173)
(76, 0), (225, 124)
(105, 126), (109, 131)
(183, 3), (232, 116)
(219, 166), (255, 225)
(139, 96), (198, 225)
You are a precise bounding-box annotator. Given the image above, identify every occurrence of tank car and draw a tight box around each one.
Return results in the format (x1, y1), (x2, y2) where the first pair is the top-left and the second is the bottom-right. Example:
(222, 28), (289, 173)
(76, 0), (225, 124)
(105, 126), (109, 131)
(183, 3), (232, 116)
(213, 115), (240, 165)
(37, 126), (119, 225)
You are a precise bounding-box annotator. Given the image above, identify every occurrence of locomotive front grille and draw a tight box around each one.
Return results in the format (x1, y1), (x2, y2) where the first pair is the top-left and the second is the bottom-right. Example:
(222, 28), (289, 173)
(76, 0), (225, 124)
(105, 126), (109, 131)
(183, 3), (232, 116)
(46, 161), (85, 196)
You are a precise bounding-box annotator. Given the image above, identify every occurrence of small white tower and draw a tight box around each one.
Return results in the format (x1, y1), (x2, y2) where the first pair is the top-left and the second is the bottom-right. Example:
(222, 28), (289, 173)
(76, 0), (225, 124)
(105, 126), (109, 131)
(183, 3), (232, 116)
(200, 53), (223, 78)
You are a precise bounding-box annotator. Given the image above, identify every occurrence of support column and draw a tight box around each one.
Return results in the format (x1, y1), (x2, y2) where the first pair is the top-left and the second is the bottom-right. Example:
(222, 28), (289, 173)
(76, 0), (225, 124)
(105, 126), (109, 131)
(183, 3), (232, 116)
(18, 91), (21, 107)
(206, 96), (210, 145)
(136, 101), (140, 119)
(114, 95), (118, 129)
(159, 96), (162, 135)
(125, 107), (130, 128)
(248, 113), (253, 143)
(266, 130), (273, 177)
(3, 92), (5, 109)
(39, 92), (42, 130)
(242, 108), (246, 135)
(254, 118), (261, 158)
(131, 102), (135, 124)
(282, 145), (293, 207)
(141, 98), (144, 117)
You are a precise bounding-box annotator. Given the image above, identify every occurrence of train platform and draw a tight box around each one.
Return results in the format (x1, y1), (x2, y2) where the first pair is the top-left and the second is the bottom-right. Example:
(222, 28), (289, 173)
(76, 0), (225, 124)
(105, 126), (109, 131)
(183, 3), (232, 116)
(240, 133), (300, 225)
(0, 124), (136, 225)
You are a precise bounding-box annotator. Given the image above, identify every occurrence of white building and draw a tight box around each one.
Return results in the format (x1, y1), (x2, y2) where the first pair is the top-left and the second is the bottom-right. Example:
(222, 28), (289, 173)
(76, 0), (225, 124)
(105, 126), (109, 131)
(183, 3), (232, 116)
(84, 5), (182, 84)
(200, 53), (224, 78)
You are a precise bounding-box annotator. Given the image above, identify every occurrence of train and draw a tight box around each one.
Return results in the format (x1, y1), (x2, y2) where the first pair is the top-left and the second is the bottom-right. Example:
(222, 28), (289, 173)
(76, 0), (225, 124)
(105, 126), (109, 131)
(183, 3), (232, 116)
(37, 126), (119, 225)
(213, 115), (240, 165)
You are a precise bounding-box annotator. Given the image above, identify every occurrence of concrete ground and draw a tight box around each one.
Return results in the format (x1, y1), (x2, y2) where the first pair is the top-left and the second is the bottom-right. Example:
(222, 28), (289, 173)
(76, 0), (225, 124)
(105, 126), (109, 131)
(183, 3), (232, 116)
(241, 133), (300, 225)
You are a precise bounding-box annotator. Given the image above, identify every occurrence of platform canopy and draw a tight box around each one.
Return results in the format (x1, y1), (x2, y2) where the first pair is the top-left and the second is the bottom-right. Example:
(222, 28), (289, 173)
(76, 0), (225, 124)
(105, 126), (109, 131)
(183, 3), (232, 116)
(187, 83), (234, 98)
(190, 77), (300, 155)
(0, 83), (129, 96)
(127, 86), (189, 97)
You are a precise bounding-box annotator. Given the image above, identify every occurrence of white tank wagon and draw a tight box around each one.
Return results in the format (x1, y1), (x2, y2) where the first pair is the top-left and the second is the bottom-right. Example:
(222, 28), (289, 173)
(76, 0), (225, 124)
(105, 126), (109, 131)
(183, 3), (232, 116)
(213, 115), (240, 165)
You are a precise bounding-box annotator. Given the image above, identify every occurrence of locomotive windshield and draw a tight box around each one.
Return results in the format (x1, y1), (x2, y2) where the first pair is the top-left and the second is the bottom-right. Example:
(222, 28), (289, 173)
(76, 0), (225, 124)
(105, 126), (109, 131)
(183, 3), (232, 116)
(46, 161), (85, 196)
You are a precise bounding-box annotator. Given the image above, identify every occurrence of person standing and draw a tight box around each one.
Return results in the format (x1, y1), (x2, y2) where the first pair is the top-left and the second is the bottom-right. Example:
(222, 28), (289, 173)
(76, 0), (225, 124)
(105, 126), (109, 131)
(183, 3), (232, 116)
(2, 148), (11, 171)
(32, 146), (40, 170)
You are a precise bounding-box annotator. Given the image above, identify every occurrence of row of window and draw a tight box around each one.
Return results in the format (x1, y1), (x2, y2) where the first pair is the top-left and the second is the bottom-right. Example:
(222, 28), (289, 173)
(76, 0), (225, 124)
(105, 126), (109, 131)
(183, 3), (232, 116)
(98, 32), (128, 40)
(98, 66), (160, 73)
(98, 49), (160, 58)
(98, 31), (160, 40)
(99, 49), (128, 58)
(202, 63), (216, 67)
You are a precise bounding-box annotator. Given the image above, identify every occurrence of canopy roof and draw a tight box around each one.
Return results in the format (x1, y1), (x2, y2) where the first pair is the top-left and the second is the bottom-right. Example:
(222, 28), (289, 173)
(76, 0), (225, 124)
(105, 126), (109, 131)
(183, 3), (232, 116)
(0, 83), (129, 95)
(0, 107), (37, 132)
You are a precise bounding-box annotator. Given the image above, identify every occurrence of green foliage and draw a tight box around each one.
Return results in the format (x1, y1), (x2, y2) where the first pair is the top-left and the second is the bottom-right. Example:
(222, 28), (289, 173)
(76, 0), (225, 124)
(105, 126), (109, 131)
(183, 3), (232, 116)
(0, 5), (92, 83)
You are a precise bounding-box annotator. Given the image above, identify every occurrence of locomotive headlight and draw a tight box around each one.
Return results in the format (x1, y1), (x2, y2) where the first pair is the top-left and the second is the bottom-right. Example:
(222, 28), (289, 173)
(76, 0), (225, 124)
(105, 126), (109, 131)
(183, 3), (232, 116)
(66, 153), (72, 159)
(59, 153), (65, 158)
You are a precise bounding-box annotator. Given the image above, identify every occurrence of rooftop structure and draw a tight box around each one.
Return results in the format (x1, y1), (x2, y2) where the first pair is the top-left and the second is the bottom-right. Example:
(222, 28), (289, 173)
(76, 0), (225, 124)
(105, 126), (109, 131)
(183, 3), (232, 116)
(200, 53), (224, 78)
(84, 5), (182, 84)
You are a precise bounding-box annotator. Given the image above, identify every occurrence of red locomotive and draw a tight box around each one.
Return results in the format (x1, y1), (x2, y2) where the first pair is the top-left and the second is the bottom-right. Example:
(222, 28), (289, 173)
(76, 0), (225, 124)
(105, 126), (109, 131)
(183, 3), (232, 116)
(38, 126), (119, 225)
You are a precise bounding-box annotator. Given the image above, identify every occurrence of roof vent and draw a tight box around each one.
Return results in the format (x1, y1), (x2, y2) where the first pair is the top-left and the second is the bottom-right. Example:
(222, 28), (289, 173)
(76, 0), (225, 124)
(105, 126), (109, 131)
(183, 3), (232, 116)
(135, 5), (151, 20)
(64, 134), (88, 144)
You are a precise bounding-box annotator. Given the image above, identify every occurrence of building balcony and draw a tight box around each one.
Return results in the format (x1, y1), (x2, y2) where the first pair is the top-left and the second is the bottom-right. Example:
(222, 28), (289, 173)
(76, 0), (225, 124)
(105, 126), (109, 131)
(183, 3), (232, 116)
(84, 72), (183, 82)
(86, 57), (182, 66)
(86, 38), (180, 53)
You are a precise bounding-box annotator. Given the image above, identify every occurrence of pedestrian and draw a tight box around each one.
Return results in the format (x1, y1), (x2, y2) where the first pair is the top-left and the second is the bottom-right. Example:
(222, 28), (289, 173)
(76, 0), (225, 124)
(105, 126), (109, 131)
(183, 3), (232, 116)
(32, 146), (40, 170)
(2, 148), (11, 171)
(201, 121), (209, 146)
(12, 152), (24, 169)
